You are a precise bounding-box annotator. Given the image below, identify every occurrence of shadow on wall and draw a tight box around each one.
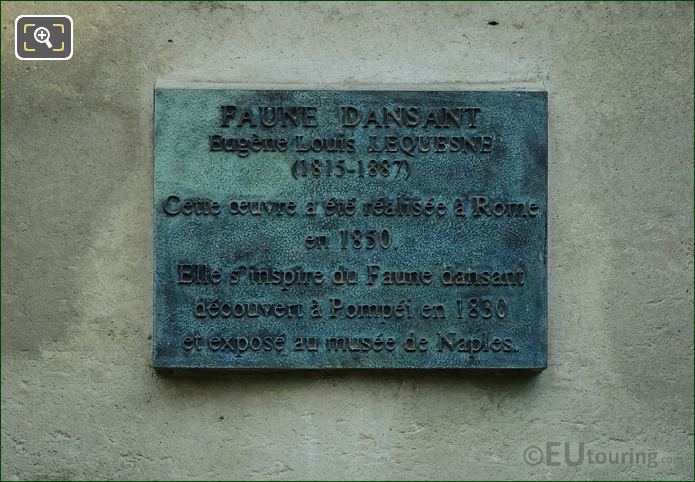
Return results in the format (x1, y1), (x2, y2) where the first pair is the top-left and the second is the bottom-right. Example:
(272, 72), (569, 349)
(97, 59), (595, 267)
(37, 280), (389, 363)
(155, 367), (543, 391)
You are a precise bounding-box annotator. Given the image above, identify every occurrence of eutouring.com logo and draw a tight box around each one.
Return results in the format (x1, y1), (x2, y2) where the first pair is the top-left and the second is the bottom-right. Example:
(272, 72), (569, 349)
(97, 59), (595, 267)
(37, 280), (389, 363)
(523, 442), (682, 468)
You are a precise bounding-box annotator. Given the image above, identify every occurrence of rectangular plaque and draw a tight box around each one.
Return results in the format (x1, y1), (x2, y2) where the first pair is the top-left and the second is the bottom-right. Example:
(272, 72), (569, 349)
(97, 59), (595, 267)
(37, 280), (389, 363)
(153, 89), (547, 369)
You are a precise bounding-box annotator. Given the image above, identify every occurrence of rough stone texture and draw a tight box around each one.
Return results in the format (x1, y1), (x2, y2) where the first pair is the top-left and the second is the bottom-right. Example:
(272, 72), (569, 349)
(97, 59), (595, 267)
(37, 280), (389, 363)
(1, 1), (692, 480)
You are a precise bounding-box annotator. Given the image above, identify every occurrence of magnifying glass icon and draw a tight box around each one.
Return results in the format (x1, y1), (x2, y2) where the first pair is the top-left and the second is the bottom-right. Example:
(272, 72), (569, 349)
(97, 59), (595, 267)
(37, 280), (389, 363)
(33, 27), (53, 49)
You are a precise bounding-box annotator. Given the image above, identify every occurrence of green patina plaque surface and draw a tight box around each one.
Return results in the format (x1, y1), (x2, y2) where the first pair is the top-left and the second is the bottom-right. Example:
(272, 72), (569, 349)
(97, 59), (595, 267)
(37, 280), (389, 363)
(153, 89), (547, 369)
